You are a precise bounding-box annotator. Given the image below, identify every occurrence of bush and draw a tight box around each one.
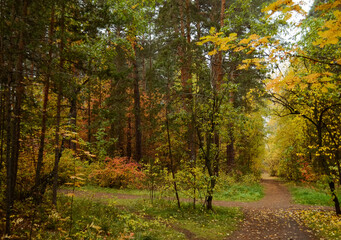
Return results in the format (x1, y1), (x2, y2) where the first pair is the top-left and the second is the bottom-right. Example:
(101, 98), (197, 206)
(89, 157), (145, 188)
(57, 149), (89, 185)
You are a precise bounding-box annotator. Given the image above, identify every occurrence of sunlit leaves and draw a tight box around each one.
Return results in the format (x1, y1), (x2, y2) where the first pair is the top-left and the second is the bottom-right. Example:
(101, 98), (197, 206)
(313, 10), (341, 48)
(262, 0), (306, 21)
(197, 27), (238, 52)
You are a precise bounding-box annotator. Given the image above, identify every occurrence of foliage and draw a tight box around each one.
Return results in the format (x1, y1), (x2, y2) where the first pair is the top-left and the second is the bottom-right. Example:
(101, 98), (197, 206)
(142, 157), (170, 197)
(51, 149), (89, 186)
(34, 196), (185, 240)
(89, 157), (145, 188)
(175, 166), (208, 201)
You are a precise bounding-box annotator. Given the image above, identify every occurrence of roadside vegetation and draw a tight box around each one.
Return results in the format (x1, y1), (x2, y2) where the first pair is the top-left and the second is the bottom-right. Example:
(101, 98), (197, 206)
(288, 182), (341, 206)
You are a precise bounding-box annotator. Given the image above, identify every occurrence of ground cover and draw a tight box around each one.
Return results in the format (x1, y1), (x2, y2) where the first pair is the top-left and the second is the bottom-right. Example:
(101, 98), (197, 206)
(38, 193), (243, 240)
(65, 180), (264, 203)
(56, 178), (341, 240)
(287, 182), (341, 206)
(214, 183), (264, 202)
(293, 210), (341, 240)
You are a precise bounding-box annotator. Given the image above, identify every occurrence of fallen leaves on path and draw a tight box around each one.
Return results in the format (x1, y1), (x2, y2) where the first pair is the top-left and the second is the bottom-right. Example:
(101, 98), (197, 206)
(226, 208), (316, 240)
(293, 210), (341, 240)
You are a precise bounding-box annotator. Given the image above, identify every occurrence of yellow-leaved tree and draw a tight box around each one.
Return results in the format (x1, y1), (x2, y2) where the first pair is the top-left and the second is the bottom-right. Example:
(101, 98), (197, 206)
(198, 0), (341, 215)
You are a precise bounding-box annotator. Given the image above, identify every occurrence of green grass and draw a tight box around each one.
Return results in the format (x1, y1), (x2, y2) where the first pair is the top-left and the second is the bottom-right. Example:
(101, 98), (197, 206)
(38, 195), (185, 240)
(37, 193), (243, 240)
(71, 182), (264, 203)
(118, 199), (243, 240)
(214, 183), (264, 202)
(287, 183), (341, 206)
(71, 184), (151, 196)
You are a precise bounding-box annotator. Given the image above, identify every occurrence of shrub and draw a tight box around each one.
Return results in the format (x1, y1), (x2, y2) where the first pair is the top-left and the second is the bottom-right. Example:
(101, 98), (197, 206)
(89, 157), (145, 188)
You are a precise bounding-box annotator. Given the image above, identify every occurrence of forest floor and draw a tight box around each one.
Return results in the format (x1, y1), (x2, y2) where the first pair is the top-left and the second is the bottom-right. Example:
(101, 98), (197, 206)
(61, 174), (334, 240)
(221, 173), (332, 240)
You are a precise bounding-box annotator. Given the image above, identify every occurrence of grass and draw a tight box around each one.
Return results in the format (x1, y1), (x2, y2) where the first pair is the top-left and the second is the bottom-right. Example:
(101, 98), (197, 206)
(112, 198), (243, 240)
(69, 181), (265, 203)
(36, 194), (242, 240)
(71, 184), (151, 196)
(287, 183), (341, 206)
(38, 196), (185, 240)
(214, 183), (264, 202)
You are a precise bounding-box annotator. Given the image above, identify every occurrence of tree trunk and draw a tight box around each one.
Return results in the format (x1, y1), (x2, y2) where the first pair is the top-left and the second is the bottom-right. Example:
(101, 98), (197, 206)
(126, 116), (132, 159)
(226, 127), (235, 171)
(226, 70), (236, 171)
(6, 0), (27, 234)
(35, 6), (55, 202)
(52, 91), (62, 205)
(329, 181), (341, 215)
(166, 106), (181, 209)
(0, 86), (4, 179)
(87, 84), (91, 143)
(206, 195), (213, 210)
(317, 125), (341, 215)
(52, 3), (65, 206)
(69, 96), (77, 151)
(133, 45), (142, 162)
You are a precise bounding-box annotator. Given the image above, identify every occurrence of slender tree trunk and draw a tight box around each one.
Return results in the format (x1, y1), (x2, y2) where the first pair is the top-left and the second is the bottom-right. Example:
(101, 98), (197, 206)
(317, 126), (341, 215)
(226, 126), (235, 170)
(6, 0), (27, 234)
(35, 6), (55, 201)
(52, 92), (62, 205)
(133, 45), (142, 162)
(87, 84), (91, 143)
(52, 3), (65, 206)
(0, 87), (4, 178)
(126, 116), (132, 159)
(69, 96), (77, 150)
(226, 70), (235, 171)
(5, 75), (13, 235)
(166, 106), (181, 209)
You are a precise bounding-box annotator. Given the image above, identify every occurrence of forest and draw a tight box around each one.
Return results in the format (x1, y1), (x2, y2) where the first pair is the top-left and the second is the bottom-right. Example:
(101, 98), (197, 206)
(0, 0), (341, 239)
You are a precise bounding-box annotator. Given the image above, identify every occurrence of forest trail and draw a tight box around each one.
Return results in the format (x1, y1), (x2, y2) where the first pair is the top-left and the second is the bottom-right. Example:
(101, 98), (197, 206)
(221, 174), (326, 240)
(60, 175), (331, 240)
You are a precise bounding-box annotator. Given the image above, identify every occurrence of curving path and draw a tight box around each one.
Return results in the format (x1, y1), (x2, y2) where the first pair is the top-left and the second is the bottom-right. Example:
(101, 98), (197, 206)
(220, 175), (326, 240)
(60, 174), (332, 240)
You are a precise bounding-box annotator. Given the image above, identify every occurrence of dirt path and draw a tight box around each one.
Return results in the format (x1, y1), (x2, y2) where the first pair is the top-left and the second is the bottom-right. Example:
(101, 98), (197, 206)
(222, 177), (323, 240)
(60, 175), (331, 240)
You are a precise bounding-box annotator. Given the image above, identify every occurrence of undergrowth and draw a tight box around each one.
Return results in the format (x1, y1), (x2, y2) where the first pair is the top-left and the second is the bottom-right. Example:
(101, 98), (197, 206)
(9, 193), (242, 240)
(287, 183), (341, 206)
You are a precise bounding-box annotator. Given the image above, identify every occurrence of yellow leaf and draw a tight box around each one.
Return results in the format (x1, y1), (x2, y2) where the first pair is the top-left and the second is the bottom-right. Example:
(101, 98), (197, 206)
(246, 48), (255, 54)
(208, 49), (218, 56)
(239, 38), (250, 45)
(234, 46), (246, 52)
(249, 34), (259, 40)
(209, 27), (216, 35)
(284, 13), (292, 20)
(229, 33), (237, 38)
